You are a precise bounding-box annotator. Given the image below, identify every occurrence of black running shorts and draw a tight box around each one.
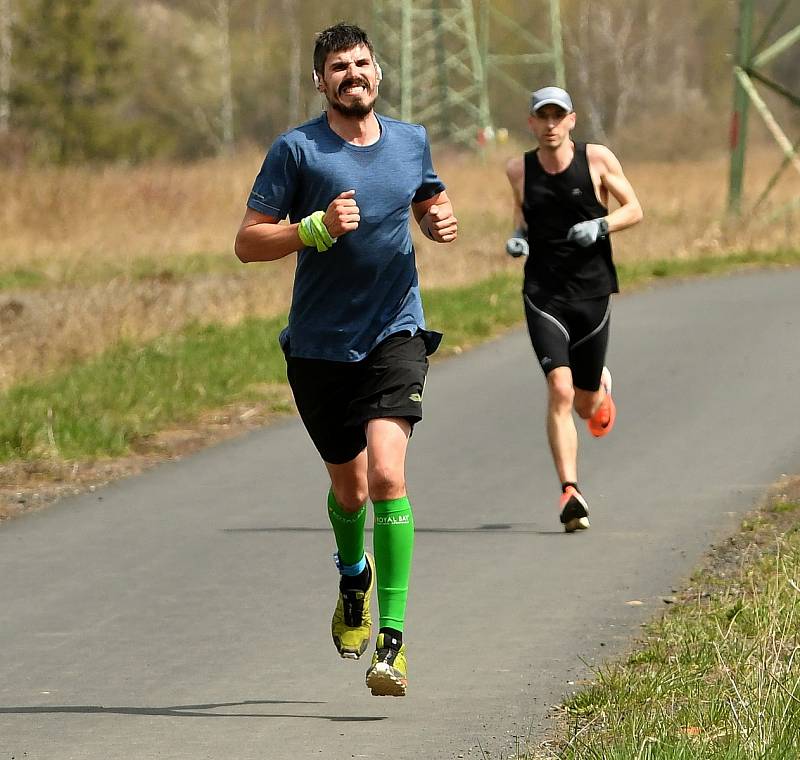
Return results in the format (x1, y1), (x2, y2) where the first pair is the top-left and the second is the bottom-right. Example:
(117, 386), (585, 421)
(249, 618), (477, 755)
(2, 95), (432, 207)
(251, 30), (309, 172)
(285, 331), (431, 465)
(523, 290), (611, 391)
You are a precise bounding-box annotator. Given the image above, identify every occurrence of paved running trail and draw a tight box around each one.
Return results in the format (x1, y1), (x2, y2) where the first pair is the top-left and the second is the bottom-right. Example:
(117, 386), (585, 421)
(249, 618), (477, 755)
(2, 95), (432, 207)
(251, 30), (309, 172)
(1, 268), (799, 759)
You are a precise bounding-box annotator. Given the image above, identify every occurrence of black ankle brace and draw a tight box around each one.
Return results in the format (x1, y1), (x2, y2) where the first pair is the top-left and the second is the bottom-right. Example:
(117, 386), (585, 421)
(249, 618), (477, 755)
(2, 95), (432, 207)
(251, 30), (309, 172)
(379, 627), (403, 647)
(339, 560), (371, 592)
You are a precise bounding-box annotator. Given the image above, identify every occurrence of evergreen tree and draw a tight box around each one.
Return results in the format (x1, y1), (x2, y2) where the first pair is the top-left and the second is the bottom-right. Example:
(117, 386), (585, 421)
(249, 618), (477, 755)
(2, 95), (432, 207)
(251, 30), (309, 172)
(12, 0), (131, 163)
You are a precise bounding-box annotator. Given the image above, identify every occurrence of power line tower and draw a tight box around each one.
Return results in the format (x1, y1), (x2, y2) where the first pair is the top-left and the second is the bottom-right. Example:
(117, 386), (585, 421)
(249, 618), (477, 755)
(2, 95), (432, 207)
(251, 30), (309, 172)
(728, 0), (800, 217)
(479, 0), (565, 100)
(372, 0), (563, 147)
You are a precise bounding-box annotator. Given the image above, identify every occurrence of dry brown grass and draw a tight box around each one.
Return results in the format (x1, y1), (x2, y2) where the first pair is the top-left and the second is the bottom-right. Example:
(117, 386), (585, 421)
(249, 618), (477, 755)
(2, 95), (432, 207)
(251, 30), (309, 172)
(0, 269), (295, 389)
(0, 156), (253, 272)
(0, 143), (797, 391)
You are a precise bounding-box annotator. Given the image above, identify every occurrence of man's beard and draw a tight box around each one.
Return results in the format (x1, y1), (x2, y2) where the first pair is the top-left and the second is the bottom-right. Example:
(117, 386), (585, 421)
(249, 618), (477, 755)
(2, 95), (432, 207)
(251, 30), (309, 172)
(329, 98), (374, 117)
(327, 77), (376, 118)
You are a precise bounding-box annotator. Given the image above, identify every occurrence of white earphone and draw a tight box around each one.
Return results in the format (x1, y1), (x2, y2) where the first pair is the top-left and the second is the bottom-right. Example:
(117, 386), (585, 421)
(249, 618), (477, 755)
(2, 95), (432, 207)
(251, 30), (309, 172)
(313, 60), (383, 90)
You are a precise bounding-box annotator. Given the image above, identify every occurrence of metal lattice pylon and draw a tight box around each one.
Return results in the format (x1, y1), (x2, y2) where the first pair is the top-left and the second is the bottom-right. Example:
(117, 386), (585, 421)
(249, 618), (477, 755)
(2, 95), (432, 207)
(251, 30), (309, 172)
(373, 0), (489, 146)
(728, 0), (800, 217)
(479, 0), (565, 100)
(372, 0), (564, 147)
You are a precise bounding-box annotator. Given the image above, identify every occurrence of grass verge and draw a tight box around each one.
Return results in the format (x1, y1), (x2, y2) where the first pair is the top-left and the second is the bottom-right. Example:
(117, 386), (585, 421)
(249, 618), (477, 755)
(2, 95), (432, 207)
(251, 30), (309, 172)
(0, 251), (242, 292)
(0, 272), (523, 463)
(616, 247), (800, 284)
(532, 483), (800, 759)
(0, 316), (291, 461)
(0, 268), (49, 290)
(4, 244), (799, 294)
(1, 248), (799, 464)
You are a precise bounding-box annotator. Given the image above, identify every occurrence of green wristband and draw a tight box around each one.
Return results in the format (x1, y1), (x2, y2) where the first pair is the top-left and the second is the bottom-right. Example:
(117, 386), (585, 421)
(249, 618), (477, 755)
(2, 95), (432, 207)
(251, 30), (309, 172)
(297, 215), (315, 248)
(310, 211), (336, 251)
(298, 211), (336, 253)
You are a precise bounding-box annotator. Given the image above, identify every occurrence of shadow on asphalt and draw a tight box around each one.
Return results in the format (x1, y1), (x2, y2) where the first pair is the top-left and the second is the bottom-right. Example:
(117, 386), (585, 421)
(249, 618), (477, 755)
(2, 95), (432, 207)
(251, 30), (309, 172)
(0, 700), (385, 721)
(222, 524), (564, 535)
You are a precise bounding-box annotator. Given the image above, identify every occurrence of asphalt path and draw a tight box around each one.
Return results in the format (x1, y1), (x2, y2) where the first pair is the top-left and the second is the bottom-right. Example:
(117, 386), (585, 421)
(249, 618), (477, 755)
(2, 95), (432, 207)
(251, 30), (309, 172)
(1, 268), (799, 760)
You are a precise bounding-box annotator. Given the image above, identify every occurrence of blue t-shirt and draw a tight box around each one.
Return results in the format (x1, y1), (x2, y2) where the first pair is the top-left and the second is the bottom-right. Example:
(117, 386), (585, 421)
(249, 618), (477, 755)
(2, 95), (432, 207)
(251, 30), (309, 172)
(247, 112), (445, 361)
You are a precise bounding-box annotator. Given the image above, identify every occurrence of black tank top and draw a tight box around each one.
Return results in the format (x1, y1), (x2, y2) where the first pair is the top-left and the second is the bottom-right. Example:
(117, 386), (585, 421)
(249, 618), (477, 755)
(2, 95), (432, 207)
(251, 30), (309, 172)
(522, 142), (619, 299)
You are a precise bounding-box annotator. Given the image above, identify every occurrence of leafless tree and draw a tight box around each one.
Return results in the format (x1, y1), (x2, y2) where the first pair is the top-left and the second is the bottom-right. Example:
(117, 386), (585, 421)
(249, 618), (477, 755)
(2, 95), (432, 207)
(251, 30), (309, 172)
(280, 0), (301, 127)
(566, 0), (646, 139)
(212, 0), (235, 151)
(0, 0), (13, 134)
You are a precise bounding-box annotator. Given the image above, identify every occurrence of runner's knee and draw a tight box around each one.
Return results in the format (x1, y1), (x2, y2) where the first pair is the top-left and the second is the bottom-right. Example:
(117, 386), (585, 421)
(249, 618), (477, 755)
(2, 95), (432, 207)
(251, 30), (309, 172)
(548, 375), (575, 410)
(367, 464), (406, 502)
(329, 474), (368, 512)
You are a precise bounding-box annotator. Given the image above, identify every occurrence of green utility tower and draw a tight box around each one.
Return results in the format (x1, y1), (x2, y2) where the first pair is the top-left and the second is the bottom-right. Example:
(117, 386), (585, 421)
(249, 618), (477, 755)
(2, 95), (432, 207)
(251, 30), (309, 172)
(372, 0), (564, 147)
(479, 0), (565, 100)
(728, 0), (800, 216)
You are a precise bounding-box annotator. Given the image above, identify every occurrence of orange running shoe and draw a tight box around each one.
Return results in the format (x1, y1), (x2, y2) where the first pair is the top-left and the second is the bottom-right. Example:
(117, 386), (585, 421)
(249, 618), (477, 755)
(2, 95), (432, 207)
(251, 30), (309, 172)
(559, 485), (590, 532)
(588, 366), (616, 438)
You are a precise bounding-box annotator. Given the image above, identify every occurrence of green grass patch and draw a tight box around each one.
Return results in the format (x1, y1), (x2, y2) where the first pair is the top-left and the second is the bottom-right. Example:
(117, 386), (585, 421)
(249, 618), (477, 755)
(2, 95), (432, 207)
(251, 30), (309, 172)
(616, 248), (800, 286)
(0, 274), (524, 463)
(424, 272), (523, 353)
(771, 501), (800, 514)
(127, 252), (242, 282)
(3, 246), (799, 293)
(532, 524), (800, 758)
(0, 317), (290, 461)
(1, 251), (799, 463)
(0, 268), (48, 290)
(0, 251), (240, 291)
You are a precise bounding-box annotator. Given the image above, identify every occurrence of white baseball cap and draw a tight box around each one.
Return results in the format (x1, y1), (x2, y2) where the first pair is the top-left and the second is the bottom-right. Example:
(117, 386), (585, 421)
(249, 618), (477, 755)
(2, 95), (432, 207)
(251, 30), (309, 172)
(530, 86), (573, 113)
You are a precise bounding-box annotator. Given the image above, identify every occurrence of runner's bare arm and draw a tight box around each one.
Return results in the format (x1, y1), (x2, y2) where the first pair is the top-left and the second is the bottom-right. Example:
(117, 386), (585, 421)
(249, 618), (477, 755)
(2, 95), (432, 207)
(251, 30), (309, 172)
(413, 190), (458, 243)
(235, 208), (303, 262)
(235, 191), (361, 261)
(505, 156), (526, 231)
(588, 144), (643, 233)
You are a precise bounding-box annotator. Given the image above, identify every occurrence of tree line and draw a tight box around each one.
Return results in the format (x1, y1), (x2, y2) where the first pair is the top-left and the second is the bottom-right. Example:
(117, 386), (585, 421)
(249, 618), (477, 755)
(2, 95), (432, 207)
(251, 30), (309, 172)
(0, 0), (796, 165)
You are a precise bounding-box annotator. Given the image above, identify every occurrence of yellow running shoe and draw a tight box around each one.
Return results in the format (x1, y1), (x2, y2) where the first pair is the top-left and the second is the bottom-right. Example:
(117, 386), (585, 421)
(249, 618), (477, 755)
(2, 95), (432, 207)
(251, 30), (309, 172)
(331, 553), (374, 660)
(365, 633), (408, 697)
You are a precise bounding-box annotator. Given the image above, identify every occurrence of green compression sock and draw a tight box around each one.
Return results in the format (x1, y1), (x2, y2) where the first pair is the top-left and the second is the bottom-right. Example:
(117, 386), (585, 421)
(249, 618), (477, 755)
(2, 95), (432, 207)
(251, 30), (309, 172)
(373, 495), (415, 632)
(327, 489), (366, 568)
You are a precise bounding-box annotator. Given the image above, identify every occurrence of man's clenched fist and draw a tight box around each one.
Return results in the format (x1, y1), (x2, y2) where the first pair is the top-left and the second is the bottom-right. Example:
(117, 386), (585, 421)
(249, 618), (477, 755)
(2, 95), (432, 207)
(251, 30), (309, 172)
(566, 218), (609, 247)
(422, 203), (458, 243)
(323, 190), (360, 238)
(505, 230), (529, 258)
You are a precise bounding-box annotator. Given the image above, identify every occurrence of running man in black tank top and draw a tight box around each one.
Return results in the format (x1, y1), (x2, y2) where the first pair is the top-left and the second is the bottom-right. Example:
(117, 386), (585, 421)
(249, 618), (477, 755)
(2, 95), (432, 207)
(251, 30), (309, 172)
(504, 86), (643, 532)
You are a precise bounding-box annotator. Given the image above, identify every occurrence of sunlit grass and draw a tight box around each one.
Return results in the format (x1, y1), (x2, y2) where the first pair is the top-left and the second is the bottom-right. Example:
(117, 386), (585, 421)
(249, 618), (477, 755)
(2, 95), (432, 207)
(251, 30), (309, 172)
(2, 249), (799, 464)
(0, 147), (798, 390)
(529, 498), (800, 759)
(0, 316), (290, 461)
(0, 251), (243, 292)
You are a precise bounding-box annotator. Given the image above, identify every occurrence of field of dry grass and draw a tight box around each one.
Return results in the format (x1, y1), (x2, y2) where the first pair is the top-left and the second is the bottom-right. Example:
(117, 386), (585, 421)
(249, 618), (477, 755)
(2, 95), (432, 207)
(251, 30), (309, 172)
(0, 143), (797, 391)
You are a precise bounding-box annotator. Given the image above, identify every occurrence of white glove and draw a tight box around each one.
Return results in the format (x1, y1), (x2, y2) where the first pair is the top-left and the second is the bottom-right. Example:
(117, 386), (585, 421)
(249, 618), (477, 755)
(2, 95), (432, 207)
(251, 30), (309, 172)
(566, 218), (609, 247)
(505, 228), (529, 258)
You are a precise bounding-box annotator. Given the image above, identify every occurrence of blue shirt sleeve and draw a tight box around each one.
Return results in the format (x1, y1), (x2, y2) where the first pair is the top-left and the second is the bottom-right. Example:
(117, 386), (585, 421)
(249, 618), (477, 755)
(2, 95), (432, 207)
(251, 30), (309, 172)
(412, 128), (446, 204)
(247, 135), (298, 219)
